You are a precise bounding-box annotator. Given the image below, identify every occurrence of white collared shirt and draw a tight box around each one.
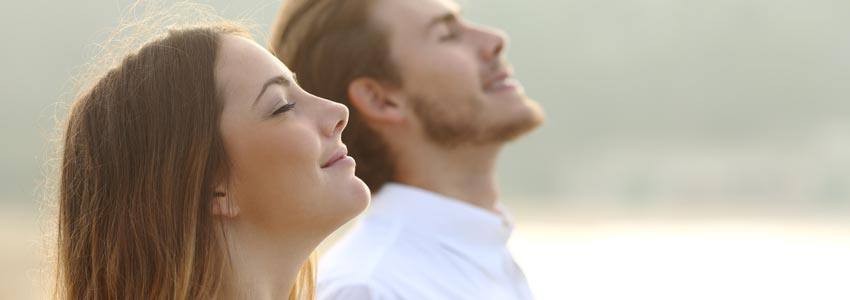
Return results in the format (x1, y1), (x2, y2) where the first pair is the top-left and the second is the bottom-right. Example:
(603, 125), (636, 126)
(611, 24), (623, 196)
(318, 183), (534, 300)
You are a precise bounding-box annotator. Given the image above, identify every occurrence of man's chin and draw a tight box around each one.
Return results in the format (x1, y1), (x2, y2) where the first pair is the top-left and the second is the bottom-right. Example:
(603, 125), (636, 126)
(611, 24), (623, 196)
(486, 87), (527, 103)
(482, 100), (545, 144)
(413, 92), (544, 147)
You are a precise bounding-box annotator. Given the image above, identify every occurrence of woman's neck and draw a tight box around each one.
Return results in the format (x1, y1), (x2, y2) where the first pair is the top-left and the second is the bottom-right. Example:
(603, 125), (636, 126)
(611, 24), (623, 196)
(219, 222), (317, 299)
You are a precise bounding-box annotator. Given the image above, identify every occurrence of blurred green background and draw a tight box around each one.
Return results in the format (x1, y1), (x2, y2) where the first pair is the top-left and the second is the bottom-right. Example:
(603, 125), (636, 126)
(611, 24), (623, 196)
(1, 0), (849, 299)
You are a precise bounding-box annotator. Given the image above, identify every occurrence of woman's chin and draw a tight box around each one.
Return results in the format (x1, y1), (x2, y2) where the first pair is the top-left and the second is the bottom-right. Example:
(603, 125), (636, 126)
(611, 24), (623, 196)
(327, 176), (371, 227)
(346, 176), (371, 215)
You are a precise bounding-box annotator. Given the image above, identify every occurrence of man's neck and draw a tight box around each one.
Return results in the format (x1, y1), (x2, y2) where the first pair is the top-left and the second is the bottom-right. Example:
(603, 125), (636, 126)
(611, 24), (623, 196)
(395, 143), (502, 212)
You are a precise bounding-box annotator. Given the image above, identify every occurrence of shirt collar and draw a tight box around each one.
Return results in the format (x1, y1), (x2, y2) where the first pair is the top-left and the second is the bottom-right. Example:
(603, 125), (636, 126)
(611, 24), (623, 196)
(365, 182), (514, 248)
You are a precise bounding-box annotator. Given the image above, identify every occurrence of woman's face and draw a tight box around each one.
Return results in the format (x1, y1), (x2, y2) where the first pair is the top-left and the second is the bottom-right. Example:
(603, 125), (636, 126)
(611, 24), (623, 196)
(215, 35), (369, 236)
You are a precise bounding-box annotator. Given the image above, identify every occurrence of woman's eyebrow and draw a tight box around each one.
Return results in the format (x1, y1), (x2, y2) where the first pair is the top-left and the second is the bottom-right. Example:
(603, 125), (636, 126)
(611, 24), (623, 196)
(252, 75), (291, 108)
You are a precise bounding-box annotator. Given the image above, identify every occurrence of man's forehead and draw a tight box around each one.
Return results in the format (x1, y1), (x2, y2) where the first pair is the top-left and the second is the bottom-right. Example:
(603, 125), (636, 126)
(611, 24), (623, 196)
(373, 0), (461, 28)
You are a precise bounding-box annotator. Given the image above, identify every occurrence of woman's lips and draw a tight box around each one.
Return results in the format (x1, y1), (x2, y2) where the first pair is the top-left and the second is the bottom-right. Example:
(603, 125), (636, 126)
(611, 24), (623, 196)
(321, 147), (348, 168)
(325, 155), (355, 169)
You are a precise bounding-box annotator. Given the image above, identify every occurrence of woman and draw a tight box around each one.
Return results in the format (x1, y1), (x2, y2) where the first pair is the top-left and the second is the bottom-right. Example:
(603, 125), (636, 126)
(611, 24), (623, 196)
(57, 21), (370, 299)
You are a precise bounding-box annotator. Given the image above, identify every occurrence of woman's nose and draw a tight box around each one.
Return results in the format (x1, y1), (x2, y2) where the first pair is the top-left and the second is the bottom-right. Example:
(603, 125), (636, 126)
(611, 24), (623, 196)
(322, 98), (349, 138)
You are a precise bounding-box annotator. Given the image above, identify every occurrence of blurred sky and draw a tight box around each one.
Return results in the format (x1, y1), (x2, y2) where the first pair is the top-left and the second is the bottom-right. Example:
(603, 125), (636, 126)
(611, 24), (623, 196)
(1, 0), (849, 217)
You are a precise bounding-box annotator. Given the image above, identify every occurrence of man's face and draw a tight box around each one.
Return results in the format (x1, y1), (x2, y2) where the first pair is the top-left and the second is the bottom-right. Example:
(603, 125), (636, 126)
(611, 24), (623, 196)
(372, 0), (544, 147)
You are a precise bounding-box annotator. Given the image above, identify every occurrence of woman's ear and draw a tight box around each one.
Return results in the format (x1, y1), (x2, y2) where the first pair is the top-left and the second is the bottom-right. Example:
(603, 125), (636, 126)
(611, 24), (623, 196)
(348, 77), (405, 125)
(211, 184), (239, 218)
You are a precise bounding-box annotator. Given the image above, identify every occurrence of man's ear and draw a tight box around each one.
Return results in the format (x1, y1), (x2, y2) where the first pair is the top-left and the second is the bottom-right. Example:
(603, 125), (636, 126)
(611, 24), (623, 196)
(348, 77), (405, 124)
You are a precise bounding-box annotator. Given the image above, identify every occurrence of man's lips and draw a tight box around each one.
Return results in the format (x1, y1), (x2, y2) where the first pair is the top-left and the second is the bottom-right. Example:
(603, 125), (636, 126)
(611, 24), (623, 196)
(483, 69), (519, 92)
(321, 147), (348, 168)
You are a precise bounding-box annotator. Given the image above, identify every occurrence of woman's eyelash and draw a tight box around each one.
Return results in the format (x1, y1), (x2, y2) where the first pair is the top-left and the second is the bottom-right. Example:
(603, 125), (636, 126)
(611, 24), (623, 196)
(272, 103), (296, 116)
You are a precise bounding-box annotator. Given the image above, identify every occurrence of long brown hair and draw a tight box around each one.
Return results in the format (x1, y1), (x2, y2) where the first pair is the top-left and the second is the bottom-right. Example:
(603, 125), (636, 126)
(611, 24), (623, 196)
(57, 21), (314, 299)
(270, 0), (400, 193)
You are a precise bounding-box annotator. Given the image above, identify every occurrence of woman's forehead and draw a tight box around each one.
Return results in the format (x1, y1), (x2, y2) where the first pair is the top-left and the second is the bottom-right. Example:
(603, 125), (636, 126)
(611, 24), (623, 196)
(216, 35), (294, 99)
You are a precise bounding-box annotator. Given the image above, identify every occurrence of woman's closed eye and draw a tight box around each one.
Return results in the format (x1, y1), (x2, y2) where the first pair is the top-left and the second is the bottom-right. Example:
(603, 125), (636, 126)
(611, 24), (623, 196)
(272, 102), (296, 116)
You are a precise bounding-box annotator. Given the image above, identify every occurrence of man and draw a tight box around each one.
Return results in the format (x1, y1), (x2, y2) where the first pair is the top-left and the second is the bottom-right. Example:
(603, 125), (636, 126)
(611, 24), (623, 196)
(271, 0), (544, 298)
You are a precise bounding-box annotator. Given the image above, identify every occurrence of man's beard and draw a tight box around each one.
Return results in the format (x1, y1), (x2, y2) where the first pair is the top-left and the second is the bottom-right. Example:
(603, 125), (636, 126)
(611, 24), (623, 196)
(409, 94), (543, 149)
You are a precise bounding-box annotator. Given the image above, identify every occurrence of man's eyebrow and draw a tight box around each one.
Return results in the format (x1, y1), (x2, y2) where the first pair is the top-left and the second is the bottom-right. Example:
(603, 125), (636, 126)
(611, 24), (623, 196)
(424, 10), (462, 33)
(252, 75), (291, 108)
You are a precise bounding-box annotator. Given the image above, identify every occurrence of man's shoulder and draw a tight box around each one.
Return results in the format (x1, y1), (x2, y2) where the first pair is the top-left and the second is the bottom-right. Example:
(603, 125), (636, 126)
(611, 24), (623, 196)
(318, 214), (443, 289)
(317, 220), (406, 300)
(319, 216), (406, 278)
(317, 277), (396, 300)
